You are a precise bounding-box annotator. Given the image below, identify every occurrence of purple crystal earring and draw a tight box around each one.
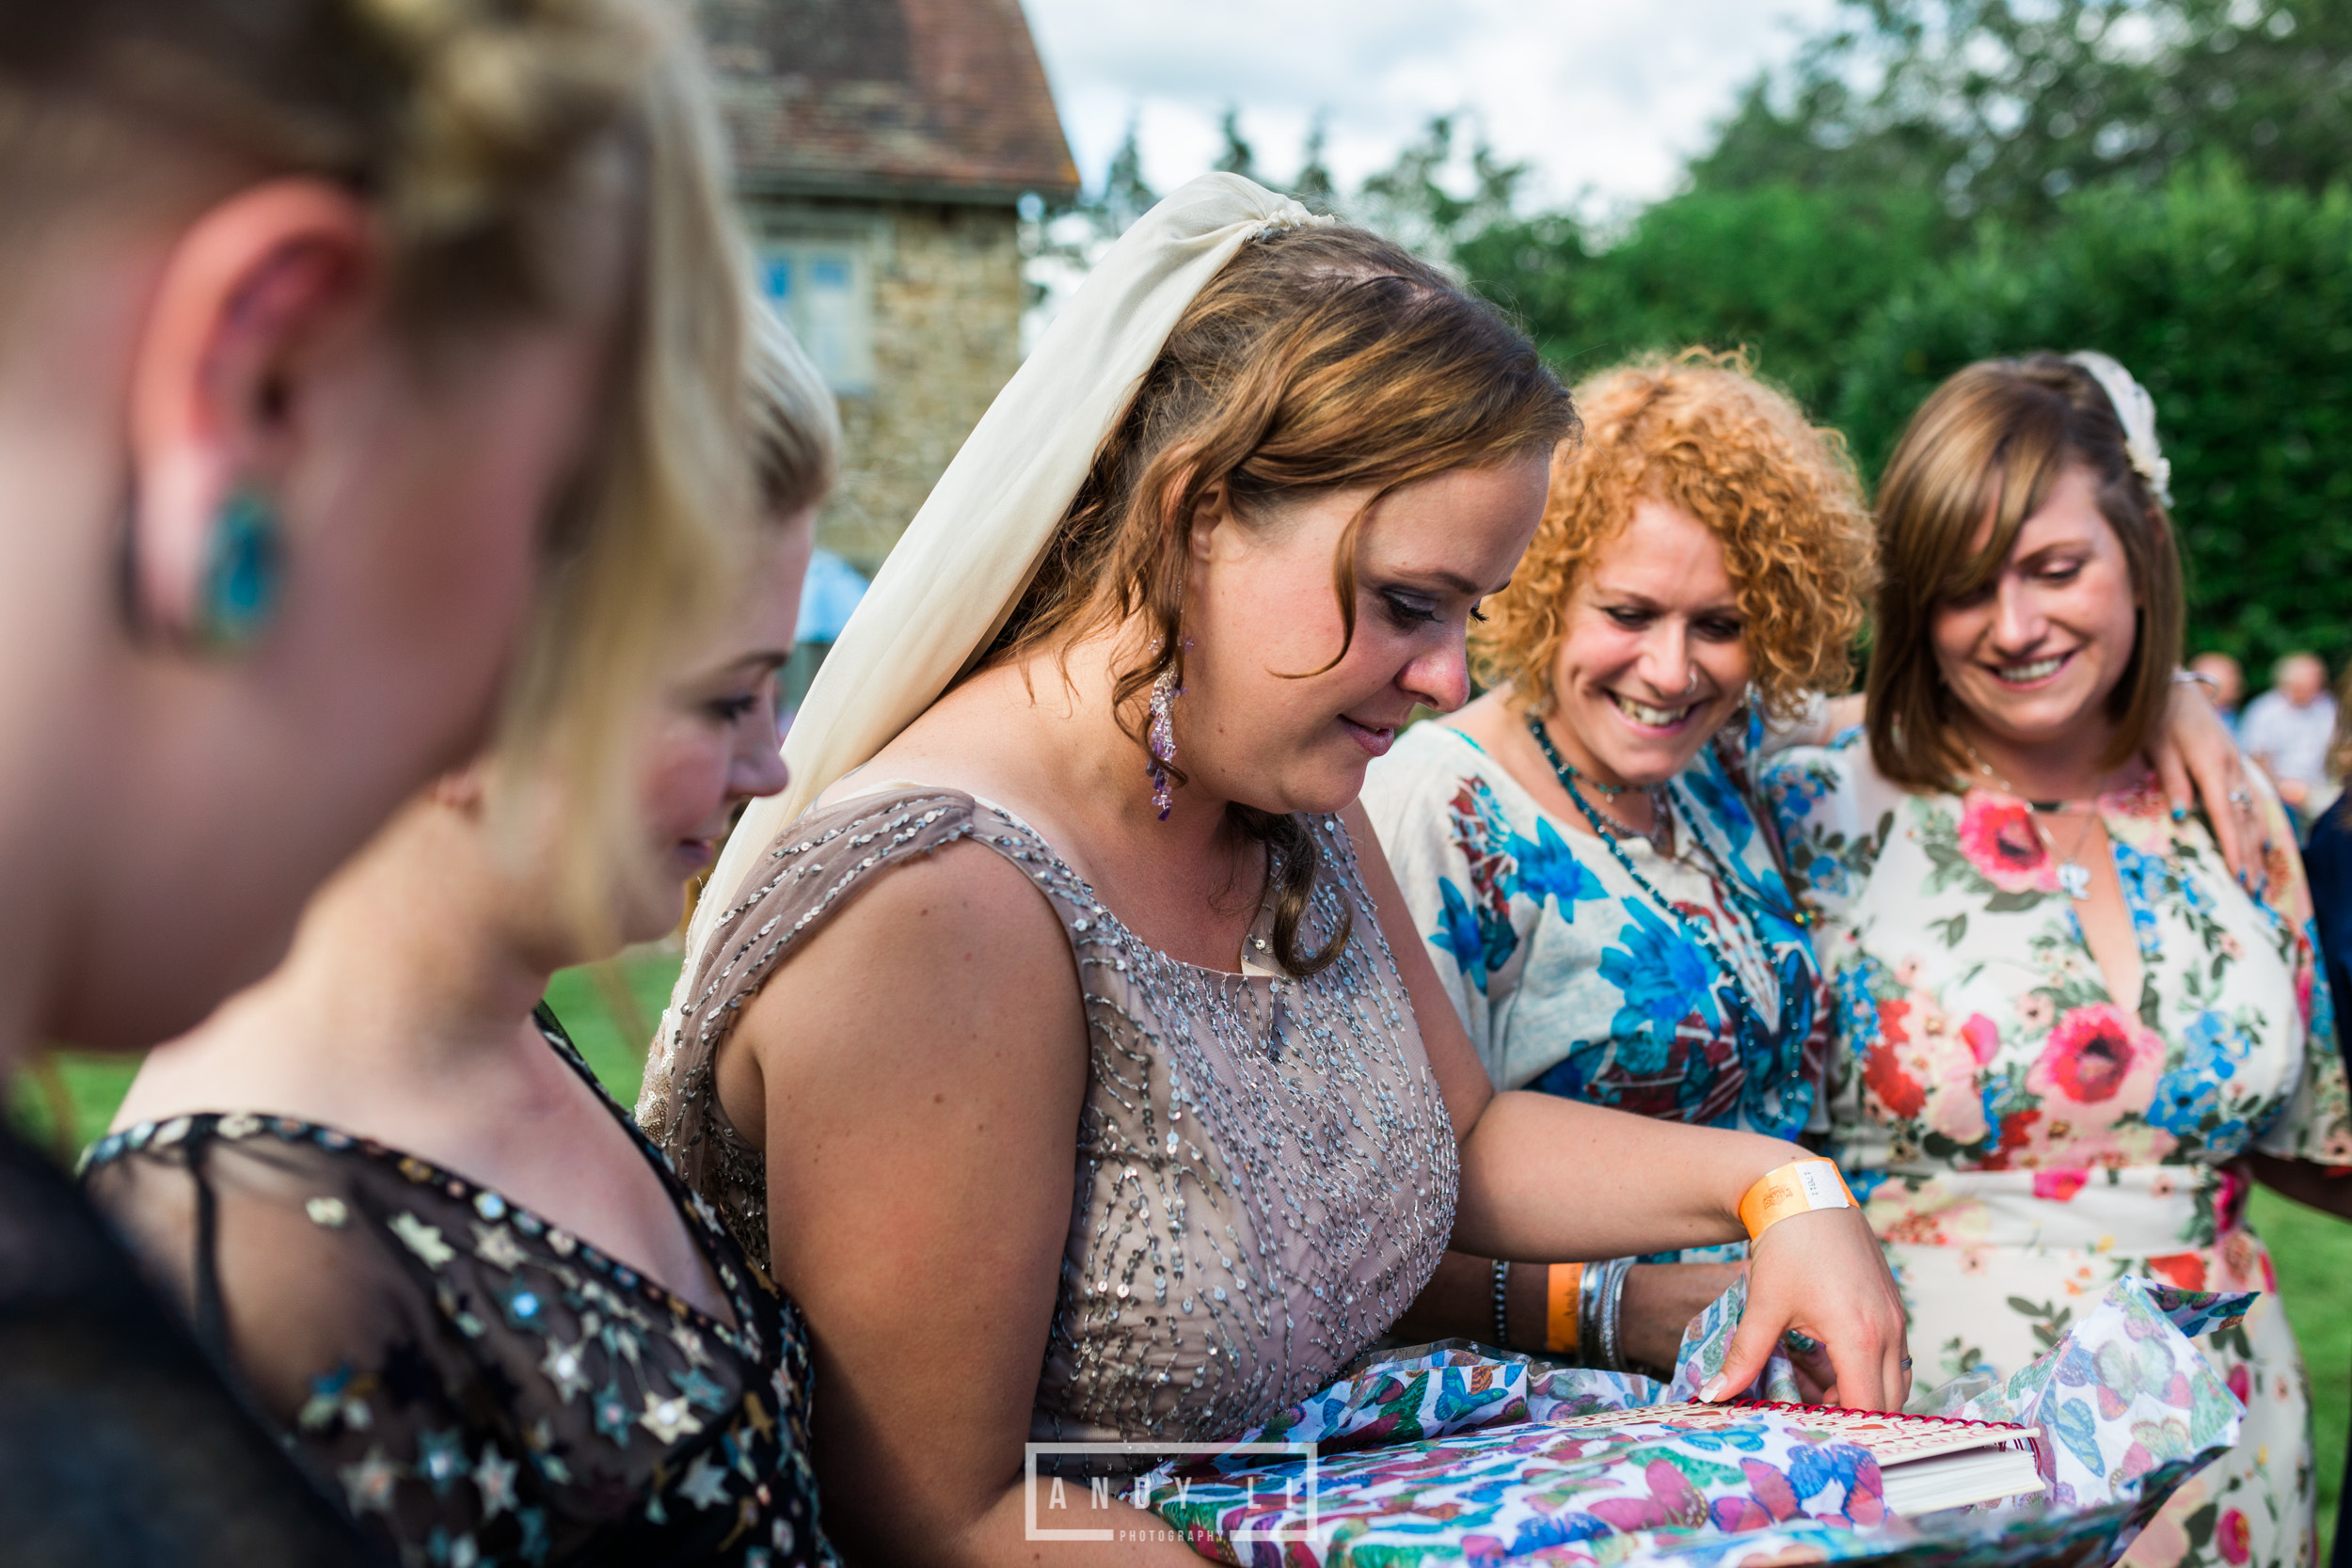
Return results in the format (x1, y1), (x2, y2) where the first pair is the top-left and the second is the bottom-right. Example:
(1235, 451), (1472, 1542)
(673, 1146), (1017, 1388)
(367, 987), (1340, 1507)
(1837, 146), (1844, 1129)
(1147, 663), (1183, 820)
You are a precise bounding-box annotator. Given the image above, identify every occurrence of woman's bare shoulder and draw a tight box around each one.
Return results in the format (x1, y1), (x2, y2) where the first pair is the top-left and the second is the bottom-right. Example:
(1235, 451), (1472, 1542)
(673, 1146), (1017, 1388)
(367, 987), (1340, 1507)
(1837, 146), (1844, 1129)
(734, 832), (1087, 1055)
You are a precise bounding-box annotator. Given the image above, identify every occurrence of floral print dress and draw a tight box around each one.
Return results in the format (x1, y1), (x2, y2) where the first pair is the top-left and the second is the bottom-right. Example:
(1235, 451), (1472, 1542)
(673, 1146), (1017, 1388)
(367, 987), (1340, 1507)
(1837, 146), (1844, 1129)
(1765, 733), (2352, 1568)
(1361, 721), (1831, 1142)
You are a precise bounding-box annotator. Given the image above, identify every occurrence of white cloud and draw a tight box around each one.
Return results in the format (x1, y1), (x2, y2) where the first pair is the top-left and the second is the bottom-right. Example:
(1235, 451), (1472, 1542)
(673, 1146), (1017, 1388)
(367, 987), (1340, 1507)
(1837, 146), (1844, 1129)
(1022, 0), (1845, 215)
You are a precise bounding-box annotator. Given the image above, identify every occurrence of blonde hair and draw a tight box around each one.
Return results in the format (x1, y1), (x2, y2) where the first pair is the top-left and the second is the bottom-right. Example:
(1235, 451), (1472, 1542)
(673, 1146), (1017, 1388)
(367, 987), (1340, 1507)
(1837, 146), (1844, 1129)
(1867, 353), (2182, 791)
(1473, 349), (1874, 722)
(0, 0), (756, 936)
(747, 299), (840, 517)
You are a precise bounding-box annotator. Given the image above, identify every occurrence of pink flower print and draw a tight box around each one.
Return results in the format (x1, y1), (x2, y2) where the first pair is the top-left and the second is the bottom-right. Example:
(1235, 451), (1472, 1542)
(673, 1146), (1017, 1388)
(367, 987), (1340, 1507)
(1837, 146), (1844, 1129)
(2028, 1005), (2161, 1107)
(2016, 992), (2055, 1033)
(1894, 956), (1925, 989)
(2033, 1168), (2090, 1202)
(1961, 1013), (2003, 1067)
(2225, 1363), (2251, 1406)
(2216, 1508), (2252, 1565)
(2219, 932), (2244, 961)
(1956, 793), (2050, 892)
(2150, 1172), (2178, 1199)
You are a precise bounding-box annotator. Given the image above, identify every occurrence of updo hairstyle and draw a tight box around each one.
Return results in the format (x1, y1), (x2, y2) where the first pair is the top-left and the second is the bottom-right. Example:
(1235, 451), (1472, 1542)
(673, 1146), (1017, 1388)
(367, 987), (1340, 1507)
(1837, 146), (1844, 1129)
(0, 0), (756, 931)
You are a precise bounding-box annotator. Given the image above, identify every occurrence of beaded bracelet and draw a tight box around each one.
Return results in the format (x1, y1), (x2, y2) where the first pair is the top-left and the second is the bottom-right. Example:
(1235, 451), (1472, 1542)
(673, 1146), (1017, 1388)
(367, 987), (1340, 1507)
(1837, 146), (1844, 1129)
(1491, 1257), (1511, 1349)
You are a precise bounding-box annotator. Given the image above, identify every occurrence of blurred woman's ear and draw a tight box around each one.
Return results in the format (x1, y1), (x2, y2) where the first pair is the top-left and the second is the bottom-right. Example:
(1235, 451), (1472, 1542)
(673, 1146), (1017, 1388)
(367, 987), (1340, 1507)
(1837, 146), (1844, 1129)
(124, 179), (379, 646)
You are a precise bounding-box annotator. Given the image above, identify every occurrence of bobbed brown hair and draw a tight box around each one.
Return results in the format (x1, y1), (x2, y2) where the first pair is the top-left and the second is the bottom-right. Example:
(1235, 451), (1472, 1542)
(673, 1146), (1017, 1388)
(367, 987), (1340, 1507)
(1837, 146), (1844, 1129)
(1472, 348), (1875, 723)
(986, 223), (1577, 974)
(1867, 353), (2183, 790)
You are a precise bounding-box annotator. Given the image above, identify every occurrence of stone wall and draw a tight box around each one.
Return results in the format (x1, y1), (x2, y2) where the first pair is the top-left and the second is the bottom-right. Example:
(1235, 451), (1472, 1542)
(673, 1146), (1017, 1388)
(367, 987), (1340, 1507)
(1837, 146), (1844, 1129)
(753, 198), (1023, 575)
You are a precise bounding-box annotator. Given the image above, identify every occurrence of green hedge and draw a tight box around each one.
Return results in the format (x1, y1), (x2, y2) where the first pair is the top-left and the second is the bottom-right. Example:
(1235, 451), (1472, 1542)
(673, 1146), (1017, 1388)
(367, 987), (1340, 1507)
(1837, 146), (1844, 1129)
(1833, 163), (2352, 673)
(1465, 163), (2352, 675)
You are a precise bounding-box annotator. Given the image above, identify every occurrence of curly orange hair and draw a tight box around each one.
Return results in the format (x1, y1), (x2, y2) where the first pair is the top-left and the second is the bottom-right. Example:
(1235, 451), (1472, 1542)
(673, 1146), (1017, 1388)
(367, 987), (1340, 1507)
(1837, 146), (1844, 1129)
(1471, 349), (1875, 722)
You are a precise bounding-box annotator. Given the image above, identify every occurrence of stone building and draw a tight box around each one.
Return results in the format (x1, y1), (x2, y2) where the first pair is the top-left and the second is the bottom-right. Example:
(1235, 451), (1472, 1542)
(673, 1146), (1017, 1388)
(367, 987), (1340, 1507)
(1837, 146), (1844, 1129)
(699, 0), (1080, 574)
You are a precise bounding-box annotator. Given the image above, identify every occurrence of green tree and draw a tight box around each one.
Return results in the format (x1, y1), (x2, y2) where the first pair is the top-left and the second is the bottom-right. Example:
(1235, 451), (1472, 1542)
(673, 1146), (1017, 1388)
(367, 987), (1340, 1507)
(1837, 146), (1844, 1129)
(1355, 115), (1527, 265)
(1695, 0), (2352, 224)
(1213, 105), (1258, 182)
(1833, 162), (2352, 669)
(1292, 115), (1340, 214)
(1461, 182), (1947, 412)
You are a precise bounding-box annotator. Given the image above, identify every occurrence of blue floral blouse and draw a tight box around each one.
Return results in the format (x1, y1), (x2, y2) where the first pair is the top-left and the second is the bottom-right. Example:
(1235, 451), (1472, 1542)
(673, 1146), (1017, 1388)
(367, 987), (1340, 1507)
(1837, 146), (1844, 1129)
(1361, 721), (1831, 1141)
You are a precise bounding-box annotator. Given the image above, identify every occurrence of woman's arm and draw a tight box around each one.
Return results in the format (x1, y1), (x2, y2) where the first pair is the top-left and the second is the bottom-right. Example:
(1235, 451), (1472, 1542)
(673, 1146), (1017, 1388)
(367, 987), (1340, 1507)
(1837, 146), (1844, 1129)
(2150, 676), (2268, 881)
(1342, 801), (1911, 1410)
(1393, 1251), (1746, 1375)
(2247, 1154), (2352, 1218)
(724, 843), (1205, 1567)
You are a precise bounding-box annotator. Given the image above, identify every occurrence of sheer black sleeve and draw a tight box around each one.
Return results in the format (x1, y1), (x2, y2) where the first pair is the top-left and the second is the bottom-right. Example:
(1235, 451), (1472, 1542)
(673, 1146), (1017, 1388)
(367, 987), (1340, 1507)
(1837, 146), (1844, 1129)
(0, 1126), (377, 1568)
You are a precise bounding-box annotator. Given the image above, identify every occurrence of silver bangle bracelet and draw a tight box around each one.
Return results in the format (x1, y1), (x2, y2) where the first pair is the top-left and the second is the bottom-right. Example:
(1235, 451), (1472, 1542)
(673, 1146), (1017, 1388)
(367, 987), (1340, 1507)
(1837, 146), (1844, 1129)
(1579, 1258), (1632, 1371)
(1491, 1257), (1511, 1350)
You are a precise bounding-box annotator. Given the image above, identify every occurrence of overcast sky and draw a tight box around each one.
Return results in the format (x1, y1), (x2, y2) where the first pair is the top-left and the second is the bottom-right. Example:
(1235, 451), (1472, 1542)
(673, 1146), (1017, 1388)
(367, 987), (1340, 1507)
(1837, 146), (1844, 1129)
(1020, 0), (1846, 219)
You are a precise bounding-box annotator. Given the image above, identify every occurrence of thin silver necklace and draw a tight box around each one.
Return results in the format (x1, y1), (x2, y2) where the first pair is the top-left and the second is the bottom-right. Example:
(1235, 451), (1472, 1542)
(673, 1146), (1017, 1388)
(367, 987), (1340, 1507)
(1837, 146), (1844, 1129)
(1958, 740), (2106, 901)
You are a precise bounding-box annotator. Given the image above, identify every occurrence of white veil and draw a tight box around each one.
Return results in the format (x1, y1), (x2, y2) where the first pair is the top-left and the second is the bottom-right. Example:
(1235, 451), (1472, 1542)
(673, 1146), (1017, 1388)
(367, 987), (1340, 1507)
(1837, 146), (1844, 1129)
(646, 174), (1331, 1086)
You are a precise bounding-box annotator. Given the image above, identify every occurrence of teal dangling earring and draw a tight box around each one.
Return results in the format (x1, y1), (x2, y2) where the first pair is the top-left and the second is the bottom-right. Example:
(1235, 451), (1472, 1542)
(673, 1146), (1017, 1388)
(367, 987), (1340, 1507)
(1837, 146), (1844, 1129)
(197, 484), (285, 649)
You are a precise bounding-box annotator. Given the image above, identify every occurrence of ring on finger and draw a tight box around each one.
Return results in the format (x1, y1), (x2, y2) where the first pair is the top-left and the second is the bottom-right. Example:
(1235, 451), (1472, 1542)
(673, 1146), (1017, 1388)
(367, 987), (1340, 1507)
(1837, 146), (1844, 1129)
(1899, 1356), (1914, 1370)
(2228, 788), (2252, 806)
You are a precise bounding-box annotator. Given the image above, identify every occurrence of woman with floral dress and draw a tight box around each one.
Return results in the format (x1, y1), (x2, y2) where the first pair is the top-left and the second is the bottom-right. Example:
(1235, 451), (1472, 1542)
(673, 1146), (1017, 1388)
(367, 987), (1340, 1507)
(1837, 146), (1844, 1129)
(1365, 354), (1874, 1380)
(1765, 352), (2352, 1568)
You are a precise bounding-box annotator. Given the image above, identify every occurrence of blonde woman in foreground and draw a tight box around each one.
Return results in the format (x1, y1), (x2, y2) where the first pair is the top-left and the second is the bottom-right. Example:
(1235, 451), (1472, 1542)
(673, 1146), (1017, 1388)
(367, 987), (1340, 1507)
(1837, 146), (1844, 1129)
(92, 313), (840, 1568)
(0, 0), (754, 1562)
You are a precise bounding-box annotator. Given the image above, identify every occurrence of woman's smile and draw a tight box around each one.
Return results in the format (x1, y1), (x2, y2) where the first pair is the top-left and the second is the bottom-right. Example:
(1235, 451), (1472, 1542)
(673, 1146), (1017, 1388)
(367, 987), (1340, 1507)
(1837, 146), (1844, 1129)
(1604, 689), (1704, 732)
(1986, 650), (2073, 688)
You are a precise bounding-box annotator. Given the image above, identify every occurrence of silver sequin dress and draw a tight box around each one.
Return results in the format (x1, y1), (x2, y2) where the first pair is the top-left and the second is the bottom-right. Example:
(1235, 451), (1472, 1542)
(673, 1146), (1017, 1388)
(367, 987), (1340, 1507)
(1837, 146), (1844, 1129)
(637, 788), (1459, 1446)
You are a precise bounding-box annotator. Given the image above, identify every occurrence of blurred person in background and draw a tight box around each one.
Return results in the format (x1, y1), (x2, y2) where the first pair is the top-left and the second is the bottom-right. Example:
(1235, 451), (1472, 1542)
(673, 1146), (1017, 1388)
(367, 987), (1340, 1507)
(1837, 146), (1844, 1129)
(2189, 650), (2245, 736)
(0, 0), (755, 1561)
(2244, 651), (2338, 831)
(87, 309), (839, 1568)
(2297, 671), (2352, 1568)
(1767, 354), (2349, 1568)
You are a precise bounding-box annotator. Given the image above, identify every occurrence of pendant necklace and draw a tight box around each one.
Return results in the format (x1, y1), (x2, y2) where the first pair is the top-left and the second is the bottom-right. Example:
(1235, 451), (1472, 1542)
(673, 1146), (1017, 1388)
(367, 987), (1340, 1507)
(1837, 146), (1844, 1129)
(1527, 713), (1667, 852)
(1958, 740), (2106, 902)
(1526, 712), (1785, 1053)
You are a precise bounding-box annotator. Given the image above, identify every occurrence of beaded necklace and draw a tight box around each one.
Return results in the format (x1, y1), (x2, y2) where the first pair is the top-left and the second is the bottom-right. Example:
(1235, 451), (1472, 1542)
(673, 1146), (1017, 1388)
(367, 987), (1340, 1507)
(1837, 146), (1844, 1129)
(1525, 711), (1800, 1064)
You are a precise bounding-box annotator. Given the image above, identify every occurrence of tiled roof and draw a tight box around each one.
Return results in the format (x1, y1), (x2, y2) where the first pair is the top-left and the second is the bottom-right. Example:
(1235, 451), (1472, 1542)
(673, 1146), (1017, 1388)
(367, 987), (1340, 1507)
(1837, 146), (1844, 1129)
(700, 0), (1080, 204)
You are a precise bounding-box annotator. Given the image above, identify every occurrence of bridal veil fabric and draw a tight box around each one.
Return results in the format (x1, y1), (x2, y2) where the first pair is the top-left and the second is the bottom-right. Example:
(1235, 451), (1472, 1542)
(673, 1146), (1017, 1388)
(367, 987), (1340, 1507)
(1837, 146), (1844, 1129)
(655, 173), (1332, 1054)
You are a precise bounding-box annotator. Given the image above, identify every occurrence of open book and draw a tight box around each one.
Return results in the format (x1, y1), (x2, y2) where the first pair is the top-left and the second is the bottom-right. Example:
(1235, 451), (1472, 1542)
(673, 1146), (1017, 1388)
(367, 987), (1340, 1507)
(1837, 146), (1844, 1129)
(1544, 1400), (2046, 1514)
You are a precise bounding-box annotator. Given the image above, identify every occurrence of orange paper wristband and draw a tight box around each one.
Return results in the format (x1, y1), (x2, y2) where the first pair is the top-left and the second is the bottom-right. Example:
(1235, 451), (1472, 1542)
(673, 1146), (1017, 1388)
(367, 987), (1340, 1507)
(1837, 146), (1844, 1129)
(1738, 1158), (1856, 1242)
(1545, 1262), (1582, 1354)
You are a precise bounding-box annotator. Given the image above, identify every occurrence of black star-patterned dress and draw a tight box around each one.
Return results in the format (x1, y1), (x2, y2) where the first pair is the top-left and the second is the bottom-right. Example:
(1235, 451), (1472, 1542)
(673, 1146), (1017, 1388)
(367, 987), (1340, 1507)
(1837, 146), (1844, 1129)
(80, 1008), (834, 1568)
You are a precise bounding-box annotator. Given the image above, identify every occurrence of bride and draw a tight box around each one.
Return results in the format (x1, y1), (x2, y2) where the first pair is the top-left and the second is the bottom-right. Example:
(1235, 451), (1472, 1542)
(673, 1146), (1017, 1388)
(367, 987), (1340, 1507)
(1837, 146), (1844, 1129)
(640, 176), (1912, 1563)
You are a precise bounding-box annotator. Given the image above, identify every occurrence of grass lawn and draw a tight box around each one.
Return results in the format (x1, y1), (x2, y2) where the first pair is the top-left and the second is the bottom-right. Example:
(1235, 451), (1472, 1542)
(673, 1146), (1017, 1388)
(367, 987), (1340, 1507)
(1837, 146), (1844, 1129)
(12, 954), (2352, 1549)
(5, 947), (685, 1161)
